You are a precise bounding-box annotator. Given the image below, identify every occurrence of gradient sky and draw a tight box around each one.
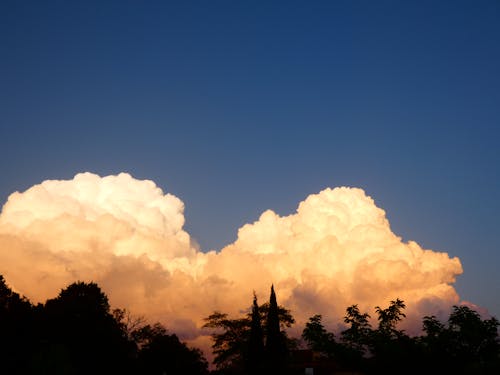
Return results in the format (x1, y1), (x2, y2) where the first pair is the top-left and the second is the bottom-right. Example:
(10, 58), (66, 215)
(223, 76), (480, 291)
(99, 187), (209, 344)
(1, 1), (499, 318)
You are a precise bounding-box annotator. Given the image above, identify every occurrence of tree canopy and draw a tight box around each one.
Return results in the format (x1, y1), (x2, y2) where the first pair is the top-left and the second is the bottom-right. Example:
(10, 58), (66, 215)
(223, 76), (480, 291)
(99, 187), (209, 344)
(203, 286), (295, 374)
(0, 275), (208, 375)
(0, 273), (498, 375)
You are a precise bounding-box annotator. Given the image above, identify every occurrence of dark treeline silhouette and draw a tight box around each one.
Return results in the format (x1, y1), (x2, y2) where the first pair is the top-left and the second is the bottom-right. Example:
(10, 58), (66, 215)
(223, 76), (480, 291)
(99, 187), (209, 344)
(0, 275), (208, 375)
(302, 299), (500, 375)
(205, 290), (500, 375)
(1, 273), (499, 374)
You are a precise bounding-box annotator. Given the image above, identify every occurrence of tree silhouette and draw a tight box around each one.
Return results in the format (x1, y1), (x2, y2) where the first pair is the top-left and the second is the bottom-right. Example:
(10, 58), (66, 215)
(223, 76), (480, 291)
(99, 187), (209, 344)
(446, 305), (500, 372)
(135, 322), (208, 375)
(0, 276), (212, 374)
(247, 292), (264, 373)
(204, 287), (295, 374)
(203, 311), (250, 372)
(302, 314), (336, 358)
(0, 275), (35, 374)
(422, 315), (445, 338)
(375, 298), (406, 338)
(265, 285), (288, 373)
(341, 304), (372, 356)
(1, 272), (498, 375)
(41, 281), (133, 374)
(370, 299), (414, 374)
(416, 315), (450, 374)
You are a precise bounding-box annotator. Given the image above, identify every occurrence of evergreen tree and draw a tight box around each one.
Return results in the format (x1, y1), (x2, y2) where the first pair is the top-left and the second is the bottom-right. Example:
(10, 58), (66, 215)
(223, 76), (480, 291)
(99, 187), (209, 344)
(203, 295), (295, 373)
(265, 285), (288, 373)
(247, 292), (264, 373)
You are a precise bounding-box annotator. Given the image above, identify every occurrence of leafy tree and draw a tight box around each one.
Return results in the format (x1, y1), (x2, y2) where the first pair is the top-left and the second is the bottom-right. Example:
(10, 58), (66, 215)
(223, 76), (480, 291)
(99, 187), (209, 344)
(41, 281), (133, 374)
(302, 314), (336, 358)
(112, 307), (146, 344)
(112, 311), (209, 375)
(0, 275), (35, 374)
(130, 322), (169, 350)
(415, 315), (450, 374)
(136, 322), (209, 375)
(375, 298), (406, 338)
(415, 306), (500, 374)
(203, 311), (250, 372)
(259, 301), (295, 332)
(341, 304), (372, 356)
(422, 315), (445, 338)
(204, 287), (295, 374)
(370, 299), (414, 374)
(446, 305), (500, 372)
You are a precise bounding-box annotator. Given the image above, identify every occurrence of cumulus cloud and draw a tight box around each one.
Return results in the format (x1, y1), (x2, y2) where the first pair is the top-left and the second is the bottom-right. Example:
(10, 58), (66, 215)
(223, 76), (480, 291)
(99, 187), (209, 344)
(0, 172), (463, 350)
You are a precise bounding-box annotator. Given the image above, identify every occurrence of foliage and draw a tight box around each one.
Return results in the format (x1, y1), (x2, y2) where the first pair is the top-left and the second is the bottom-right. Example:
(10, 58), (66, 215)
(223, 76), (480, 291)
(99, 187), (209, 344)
(203, 311), (250, 372)
(41, 281), (134, 374)
(341, 304), (372, 356)
(0, 272), (499, 375)
(369, 299), (414, 374)
(302, 314), (336, 357)
(0, 275), (35, 374)
(136, 323), (209, 375)
(374, 298), (406, 337)
(422, 314), (445, 338)
(446, 305), (500, 371)
(203, 286), (295, 373)
(247, 293), (264, 373)
(0, 275), (209, 375)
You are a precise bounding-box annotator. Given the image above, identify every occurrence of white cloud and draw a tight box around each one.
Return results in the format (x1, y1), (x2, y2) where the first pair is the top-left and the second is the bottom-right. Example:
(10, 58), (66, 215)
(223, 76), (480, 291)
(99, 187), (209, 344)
(0, 172), (463, 350)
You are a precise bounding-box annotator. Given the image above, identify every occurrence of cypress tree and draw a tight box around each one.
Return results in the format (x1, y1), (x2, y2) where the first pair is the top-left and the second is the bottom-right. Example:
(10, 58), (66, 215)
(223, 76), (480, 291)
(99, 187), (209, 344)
(265, 285), (288, 373)
(247, 292), (264, 373)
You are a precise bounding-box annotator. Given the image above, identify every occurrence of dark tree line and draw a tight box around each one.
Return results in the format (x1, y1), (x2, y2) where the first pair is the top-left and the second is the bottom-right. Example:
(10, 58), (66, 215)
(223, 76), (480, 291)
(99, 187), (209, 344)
(2, 273), (499, 374)
(206, 291), (499, 375)
(0, 275), (208, 375)
(301, 299), (500, 374)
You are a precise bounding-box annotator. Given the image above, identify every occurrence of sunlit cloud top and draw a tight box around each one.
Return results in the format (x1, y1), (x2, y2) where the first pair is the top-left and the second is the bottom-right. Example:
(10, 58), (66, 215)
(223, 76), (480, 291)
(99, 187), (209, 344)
(0, 172), (463, 347)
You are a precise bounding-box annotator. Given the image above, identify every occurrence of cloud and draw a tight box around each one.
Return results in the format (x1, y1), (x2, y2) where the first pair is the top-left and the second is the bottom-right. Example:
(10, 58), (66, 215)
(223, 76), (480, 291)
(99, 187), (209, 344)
(0, 172), (463, 351)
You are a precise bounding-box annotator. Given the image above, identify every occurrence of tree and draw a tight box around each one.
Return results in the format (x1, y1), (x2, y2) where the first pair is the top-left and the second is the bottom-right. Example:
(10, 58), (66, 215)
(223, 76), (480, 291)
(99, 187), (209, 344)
(375, 298), (406, 338)
(415, 306), (500, 374)
(203, 287), (295, 374)
(370, 299), (414, 374)
(446, 305), (500, 371)
(0, 275), (35, 374)
(422, 315), (445, 338)
(302, 314), (336, 358)
(265, 285), (289, 373)
(415, 315), (450, 374)
(135, 322), (209, 375)
(247, 293), (264, 373)
(203, 311), (250, 372)
(341, 304), (372, 356)
(41, 281), (133, 374)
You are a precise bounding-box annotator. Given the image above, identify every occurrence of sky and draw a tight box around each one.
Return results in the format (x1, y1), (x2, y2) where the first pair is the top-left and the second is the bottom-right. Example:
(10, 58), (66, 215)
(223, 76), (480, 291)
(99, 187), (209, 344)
(1, 0), (499, 325)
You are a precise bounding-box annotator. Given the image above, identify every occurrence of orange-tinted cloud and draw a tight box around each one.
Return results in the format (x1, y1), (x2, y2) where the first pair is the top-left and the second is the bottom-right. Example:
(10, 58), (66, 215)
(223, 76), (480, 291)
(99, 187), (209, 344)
(0, 172), (463, 349)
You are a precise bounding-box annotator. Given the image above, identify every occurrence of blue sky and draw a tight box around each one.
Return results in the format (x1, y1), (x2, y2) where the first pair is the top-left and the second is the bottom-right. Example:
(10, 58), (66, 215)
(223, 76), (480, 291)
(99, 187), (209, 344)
(1, 1), (499, 317)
